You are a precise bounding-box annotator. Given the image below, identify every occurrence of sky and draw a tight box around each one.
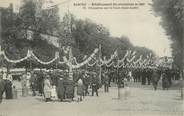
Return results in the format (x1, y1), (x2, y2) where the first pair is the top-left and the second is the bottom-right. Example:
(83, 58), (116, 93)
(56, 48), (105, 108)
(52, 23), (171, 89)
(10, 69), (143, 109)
(0, 0), (172, 57)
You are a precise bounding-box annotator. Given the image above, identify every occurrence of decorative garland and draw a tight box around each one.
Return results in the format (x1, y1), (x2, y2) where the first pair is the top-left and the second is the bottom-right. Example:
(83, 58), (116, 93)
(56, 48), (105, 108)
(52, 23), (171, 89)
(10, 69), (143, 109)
(118, 50), (129, 63)
(58, 60), (65, 64)
(87, 60), (97, 67)
(133, 55), (142, 65)
(64, 48), (99, 69)
(0, 46), (158, 69)
(127, 55), (136, 63)
(106, 62), (114, 67)
(1, 50), (59, 65)
(2, 50), (31, 63)
(31, 51), (59, 65)
(100, 50), (118, 64)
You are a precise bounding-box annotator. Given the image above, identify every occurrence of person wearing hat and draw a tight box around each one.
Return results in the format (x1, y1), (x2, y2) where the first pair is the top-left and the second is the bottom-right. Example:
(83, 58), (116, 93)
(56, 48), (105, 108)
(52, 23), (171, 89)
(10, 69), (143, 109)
(4, 73), (13, 99)
(37, 71), (44, 96)
(91, 73), (99, 96)
(162, 71), (170, 90)
(30, 73), (37, 96)
(21, 73), (29, 97)
(83, 72), (90, 96)
(151, 69), (160, 91)
(77, 77), (84, 101)
(56, 77), (65, 101)
(44, 75), (52, 102)
(0, 72), (5, 103)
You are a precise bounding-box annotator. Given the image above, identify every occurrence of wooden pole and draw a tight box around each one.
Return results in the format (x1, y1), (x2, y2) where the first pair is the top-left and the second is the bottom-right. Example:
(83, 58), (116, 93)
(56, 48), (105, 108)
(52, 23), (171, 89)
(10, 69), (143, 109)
(0, 10), (4, 69)
(117, 66), (120, 99)
(117, 51), (121, 99)
(99, 44), (102, 85)
(69, 47), (73, 80)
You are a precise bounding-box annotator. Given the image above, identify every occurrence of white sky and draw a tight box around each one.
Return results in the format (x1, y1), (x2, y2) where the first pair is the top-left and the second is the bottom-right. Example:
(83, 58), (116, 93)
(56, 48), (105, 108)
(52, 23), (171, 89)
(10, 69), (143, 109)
(0, 0), (172, 57)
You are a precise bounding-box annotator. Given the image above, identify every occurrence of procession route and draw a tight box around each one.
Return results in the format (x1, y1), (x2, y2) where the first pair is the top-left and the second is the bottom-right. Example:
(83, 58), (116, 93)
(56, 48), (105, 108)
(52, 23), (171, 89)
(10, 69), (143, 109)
(0, 82), (183, 116)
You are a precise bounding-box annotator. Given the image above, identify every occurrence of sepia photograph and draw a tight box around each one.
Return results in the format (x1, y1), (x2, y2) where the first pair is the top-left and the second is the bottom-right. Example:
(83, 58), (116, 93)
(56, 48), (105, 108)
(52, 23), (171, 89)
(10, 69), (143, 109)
(0, 0), (183, 116)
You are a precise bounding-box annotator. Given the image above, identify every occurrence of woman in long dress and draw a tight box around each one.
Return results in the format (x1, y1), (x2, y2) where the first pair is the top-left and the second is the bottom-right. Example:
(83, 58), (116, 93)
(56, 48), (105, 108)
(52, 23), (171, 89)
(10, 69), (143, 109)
(21, 74), (29, 97)
(77, 78), (84, 102)
(51, 85), (57, 100)
(44, 75), (52, 102)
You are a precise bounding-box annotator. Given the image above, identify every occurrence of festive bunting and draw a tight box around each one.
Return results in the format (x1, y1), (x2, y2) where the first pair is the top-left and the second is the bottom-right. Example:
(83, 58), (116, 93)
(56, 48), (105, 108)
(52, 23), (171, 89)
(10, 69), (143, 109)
(65, 48), (99, 69)
(31, 51), (59, 65)
(1, 50), (59, 65)
(2, 50), (31, 63)
(0, 44), (159, 69)
(118, 50), (129, 63)
(87, 60), (97, 67)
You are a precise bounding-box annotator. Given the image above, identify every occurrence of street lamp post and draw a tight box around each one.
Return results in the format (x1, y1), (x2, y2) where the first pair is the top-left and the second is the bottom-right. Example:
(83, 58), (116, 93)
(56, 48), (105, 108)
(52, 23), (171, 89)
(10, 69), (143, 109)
(181, 20), (184, 99)
(99, 44), (102, 85)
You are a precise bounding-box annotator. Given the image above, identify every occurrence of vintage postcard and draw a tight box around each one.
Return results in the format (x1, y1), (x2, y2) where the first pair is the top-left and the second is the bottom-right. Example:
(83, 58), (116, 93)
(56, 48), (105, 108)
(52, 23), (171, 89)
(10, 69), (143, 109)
(0, 0), (183, 116)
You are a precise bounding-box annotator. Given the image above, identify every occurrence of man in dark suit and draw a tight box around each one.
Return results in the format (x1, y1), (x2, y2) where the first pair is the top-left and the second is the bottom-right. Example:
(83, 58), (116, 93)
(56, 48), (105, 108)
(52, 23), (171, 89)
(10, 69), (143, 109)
(91, 73), (99, 96)
(0, 74), (5, 103)
(83, 72), (90, 96)
(152, 69), (160, 90)
(57, 77), (65, 101)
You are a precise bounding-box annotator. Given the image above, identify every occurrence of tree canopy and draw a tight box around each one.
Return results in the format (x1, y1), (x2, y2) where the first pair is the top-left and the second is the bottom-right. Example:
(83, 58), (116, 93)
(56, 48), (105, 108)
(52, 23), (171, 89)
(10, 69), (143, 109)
(152, 0), (184, 69)
(0, 1), (155, 68)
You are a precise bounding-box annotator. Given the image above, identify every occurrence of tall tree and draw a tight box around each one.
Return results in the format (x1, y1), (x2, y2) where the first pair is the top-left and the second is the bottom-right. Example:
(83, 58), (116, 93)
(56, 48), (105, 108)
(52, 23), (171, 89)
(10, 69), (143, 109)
(1, 0), (61, 69)
(152, 0), (184, 98)
(152, 0), (184, 70)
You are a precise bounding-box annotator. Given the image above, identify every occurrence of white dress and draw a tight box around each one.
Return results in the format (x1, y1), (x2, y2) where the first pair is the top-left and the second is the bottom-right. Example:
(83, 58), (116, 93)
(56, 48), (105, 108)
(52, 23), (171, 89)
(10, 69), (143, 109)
(51, 85), (57, 99)
(44, 79), (51, 98)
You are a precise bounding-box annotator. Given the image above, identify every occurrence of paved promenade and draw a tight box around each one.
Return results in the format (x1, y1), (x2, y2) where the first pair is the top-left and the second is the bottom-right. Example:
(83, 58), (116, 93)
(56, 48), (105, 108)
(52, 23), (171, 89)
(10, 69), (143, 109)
(0, 82), (183, 116)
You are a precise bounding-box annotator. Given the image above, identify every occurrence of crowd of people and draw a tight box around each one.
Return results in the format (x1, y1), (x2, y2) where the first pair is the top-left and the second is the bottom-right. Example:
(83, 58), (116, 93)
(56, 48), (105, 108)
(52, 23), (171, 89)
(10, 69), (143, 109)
(0, 67), (181, 103)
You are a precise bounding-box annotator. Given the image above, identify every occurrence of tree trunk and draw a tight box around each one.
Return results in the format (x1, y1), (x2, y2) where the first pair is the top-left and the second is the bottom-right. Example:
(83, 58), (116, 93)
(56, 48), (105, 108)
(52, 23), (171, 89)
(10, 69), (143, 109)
(0, 11), (1, 51)
(181, 12), (184, 99)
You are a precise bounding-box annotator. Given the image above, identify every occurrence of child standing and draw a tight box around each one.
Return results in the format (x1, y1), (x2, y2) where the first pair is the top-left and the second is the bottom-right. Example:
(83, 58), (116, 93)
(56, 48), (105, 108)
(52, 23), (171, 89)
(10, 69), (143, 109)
(124, 83), (130, 100)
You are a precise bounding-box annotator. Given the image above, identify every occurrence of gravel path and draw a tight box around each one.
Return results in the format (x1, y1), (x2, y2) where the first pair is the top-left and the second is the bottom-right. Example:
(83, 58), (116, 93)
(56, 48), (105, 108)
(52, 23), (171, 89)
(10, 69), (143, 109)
(0, 82), (183, 116)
